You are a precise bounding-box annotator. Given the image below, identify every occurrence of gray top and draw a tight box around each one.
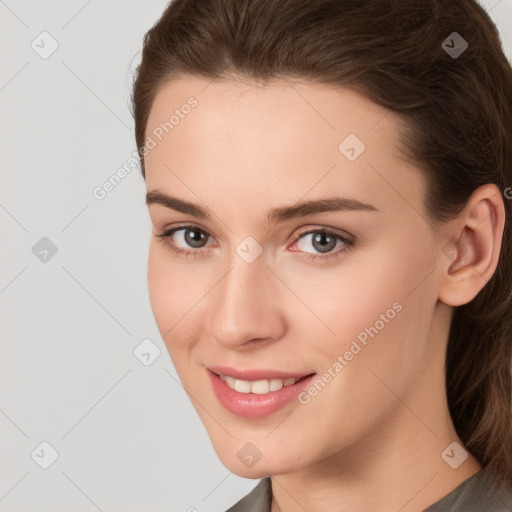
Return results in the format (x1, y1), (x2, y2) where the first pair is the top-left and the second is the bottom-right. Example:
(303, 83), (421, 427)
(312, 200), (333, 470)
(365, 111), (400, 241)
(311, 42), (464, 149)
(226, 466), (512, 512)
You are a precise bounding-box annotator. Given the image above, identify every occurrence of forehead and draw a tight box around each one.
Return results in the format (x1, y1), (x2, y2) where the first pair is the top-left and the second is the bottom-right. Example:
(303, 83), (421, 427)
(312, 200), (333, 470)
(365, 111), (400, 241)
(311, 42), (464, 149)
(145, 75), (396, 153)
(144, 75), (424, 221)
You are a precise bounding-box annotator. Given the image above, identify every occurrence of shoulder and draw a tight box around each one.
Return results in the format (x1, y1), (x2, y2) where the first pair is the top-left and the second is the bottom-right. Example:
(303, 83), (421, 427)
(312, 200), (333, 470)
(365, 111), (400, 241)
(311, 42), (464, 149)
(424, 467), (512, 512)
(225, 478), (272, 512)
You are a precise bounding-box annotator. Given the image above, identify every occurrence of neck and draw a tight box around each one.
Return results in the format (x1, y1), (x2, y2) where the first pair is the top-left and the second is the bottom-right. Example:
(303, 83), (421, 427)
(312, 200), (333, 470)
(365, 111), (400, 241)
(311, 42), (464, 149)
(270, 303), (482, 512)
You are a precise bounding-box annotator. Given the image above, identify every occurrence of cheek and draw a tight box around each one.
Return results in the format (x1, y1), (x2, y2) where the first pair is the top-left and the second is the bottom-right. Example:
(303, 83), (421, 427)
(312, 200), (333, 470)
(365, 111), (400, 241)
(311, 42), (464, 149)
(285, 233), (437, 375)
(147, 241), (193, 349)
(147, 240), (213, 371)
(147, 241), (172, 330)
(286, 249), (423, 326)
(315, 246), (436, 397)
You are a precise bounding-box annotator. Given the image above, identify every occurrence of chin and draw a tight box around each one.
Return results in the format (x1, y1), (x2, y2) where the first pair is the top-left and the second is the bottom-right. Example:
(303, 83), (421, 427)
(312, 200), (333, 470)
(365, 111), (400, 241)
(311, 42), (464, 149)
(228, 464), (273, 479)
(214, 446), (305, 479)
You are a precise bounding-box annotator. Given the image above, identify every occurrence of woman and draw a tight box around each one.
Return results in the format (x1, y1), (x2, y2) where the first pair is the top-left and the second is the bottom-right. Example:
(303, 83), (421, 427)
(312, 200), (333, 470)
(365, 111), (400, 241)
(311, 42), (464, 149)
(131, 0), (512, 510)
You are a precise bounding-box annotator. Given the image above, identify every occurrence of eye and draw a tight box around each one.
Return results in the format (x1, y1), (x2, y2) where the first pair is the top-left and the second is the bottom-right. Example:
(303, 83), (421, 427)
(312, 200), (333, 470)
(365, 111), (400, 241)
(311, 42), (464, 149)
(155, 225), (213, 259)
(155, 224), (355, 262)
(290, 228), (355, 261)
(169, 226), (210, 249)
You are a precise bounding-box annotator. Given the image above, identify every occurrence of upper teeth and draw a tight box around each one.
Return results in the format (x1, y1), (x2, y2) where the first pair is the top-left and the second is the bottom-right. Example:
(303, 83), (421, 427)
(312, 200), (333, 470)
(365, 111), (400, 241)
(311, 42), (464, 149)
(219, 374), (301, 394)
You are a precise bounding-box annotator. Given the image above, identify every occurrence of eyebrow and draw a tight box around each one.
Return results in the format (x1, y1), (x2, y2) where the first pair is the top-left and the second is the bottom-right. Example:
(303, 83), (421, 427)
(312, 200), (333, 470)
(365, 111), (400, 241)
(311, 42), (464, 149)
(145, 189), (378, 227)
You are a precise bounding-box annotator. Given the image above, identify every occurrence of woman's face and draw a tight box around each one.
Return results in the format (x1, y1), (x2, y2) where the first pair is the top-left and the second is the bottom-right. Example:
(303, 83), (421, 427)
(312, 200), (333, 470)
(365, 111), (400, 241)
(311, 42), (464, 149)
(144, 76), (450, 477)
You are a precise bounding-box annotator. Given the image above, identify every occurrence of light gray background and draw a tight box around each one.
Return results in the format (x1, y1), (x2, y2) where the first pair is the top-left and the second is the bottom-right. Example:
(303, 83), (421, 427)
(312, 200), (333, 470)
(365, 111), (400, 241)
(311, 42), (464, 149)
(1, 1), (511, 511)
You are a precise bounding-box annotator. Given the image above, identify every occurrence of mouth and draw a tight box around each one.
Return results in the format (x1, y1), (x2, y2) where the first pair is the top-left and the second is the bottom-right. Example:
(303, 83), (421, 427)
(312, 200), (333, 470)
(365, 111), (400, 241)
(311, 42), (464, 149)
(210, 370), (313, 394)
(207, 367), (317, 418)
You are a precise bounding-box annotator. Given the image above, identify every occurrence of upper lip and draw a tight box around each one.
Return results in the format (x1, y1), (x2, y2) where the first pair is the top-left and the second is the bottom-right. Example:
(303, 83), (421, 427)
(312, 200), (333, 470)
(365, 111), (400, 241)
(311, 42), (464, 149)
(208, 365), (315, 381)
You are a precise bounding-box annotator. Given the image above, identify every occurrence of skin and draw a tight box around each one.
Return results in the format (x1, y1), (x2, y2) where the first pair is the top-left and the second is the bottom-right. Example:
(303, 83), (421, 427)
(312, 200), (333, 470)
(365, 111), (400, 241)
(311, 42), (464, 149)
(144, 75), (504, 512)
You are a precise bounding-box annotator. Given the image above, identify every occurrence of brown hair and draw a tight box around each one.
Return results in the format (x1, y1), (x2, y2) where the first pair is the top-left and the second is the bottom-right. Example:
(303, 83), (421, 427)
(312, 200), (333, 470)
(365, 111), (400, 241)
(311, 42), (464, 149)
(131, 0), (512, 489)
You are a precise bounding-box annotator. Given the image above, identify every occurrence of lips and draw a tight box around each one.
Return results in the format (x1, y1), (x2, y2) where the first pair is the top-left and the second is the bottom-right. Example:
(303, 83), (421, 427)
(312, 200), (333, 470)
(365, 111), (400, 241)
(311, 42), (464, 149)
(207, 366), (317, 418)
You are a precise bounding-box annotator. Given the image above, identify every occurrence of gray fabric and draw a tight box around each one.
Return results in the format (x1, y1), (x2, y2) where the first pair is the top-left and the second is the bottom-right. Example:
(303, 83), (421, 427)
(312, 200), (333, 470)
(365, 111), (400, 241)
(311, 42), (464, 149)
(226, 477), (272, 512)
(226, 466), (512, 511)
(424, 466), (512, 512)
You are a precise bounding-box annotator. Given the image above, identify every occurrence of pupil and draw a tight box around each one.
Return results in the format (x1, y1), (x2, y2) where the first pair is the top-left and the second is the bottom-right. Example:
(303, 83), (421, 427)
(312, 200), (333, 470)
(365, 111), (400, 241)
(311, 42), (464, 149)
(313, 232), (336, 253)
(185, 229), (206, 248)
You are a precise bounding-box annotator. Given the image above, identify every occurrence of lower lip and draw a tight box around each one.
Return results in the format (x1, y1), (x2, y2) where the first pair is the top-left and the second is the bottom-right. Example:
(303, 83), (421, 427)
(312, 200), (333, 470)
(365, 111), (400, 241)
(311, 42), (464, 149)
(208, 370), (316, 418)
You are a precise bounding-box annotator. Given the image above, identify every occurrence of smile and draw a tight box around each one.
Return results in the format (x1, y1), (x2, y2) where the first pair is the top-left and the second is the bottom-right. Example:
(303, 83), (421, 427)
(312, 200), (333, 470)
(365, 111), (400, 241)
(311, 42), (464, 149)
(207, 367), (317, 418)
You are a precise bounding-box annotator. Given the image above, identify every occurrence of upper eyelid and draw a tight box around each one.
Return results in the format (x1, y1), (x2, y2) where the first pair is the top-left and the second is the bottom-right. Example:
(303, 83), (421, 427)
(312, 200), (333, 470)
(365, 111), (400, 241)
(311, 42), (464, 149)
(292, 225), (354, 240)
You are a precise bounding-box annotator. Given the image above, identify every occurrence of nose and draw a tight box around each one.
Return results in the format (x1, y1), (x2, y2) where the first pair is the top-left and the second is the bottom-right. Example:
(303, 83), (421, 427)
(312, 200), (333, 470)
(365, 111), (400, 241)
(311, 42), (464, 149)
(206, 251), (286, 350)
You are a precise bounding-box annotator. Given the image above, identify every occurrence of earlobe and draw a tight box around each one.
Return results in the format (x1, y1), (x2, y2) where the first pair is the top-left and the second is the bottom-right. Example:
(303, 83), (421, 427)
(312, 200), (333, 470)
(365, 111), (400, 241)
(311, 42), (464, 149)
(439, 184), (505, 307)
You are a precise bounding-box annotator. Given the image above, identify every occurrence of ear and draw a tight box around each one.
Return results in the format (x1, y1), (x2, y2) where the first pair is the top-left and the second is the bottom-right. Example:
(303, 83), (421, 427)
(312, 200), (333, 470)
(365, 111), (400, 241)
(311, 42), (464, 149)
(438, 184), (506, 307)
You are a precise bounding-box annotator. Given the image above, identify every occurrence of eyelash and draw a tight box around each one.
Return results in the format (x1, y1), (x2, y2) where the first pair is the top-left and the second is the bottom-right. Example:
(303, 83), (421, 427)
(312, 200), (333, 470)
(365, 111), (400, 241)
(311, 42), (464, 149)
(155, 224), (355, 262)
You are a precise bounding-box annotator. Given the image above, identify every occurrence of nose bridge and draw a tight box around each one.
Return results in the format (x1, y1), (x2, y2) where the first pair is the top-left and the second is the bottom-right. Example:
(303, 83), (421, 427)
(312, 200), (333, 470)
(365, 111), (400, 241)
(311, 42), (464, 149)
(207, 248), (283, 348)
